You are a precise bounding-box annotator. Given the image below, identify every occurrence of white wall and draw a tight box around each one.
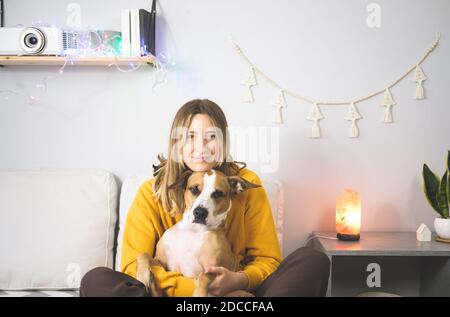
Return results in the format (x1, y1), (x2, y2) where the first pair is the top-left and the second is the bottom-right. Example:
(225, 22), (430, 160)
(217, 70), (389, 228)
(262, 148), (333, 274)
(1, 0), (449, 256)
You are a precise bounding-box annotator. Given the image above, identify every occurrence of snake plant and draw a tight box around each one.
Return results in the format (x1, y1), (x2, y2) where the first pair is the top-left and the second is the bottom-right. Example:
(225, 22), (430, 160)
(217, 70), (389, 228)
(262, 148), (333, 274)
(422, 150), (450, 219)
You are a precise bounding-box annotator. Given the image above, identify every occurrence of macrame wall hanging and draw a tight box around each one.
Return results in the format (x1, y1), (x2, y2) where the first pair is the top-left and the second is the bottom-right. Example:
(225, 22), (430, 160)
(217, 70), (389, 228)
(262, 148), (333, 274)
(232, 33), (440, 138)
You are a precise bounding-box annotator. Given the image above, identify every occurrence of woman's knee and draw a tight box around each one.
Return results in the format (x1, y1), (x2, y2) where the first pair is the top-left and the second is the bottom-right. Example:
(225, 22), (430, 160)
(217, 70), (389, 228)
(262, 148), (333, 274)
(80, 266), (150, 297)
(305, 247), (329, 267)
(287, 247), (330, 274)
(287, 247), (330, 296)
(80, 266), (115, 296)
(258, 247), (330, 297)
(81, 266), (113, 284)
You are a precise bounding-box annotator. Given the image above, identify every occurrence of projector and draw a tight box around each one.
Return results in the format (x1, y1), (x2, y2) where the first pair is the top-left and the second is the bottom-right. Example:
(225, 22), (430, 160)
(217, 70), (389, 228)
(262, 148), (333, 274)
(0, 26), (64, 55)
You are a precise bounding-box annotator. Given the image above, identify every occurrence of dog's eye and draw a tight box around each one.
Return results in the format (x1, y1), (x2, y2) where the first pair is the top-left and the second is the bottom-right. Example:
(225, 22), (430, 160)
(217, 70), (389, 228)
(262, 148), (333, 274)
(211, 190), (224, 199)
(189, 186), (200, 196)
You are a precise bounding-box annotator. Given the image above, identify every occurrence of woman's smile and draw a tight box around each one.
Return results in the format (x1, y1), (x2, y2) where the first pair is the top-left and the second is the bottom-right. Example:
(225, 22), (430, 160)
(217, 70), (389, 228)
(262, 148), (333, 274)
(191, 155), (206, 162)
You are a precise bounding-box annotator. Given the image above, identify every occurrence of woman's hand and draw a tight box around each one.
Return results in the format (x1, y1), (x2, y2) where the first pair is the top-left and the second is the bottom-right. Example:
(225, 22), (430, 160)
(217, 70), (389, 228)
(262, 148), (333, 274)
(205, 266), (249, 297)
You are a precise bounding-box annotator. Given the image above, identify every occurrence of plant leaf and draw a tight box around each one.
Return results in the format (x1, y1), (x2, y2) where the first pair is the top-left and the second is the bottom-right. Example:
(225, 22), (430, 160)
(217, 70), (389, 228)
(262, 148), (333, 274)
(439, 170), (449, 219)
(447, 171), (450, 218)
(422, 164), (442, 216)
(447, 150), (450, 171)
(437, 170), (448, 218)
(447, 150), (450, 214)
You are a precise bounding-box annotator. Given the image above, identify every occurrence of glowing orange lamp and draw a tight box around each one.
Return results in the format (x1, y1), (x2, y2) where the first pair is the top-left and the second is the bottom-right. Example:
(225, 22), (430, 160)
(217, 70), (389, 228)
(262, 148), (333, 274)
(336, 189), (361, 241)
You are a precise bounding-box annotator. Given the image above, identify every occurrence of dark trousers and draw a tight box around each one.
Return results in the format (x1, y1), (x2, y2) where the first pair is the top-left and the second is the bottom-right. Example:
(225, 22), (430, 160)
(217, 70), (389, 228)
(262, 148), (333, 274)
(79, 247), (330, 297)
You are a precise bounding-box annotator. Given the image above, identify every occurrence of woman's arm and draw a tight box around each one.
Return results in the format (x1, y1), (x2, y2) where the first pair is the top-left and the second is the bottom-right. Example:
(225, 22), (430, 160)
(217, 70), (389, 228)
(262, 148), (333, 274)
(241, 173), (283, 290)
(120, 181), (195, 297)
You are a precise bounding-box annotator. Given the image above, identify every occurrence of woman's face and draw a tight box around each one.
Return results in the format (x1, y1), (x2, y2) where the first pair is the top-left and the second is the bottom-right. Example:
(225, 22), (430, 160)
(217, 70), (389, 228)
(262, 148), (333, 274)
(182, 114), (222, 172)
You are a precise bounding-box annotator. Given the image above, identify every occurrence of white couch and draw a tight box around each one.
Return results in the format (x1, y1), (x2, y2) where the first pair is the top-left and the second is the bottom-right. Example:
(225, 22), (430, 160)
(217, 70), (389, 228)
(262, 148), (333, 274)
(0, 169), (284, 297)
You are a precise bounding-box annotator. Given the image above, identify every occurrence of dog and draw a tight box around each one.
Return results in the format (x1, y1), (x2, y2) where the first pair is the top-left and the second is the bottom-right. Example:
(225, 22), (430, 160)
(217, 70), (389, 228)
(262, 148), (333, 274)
(136, 169), (260, 297)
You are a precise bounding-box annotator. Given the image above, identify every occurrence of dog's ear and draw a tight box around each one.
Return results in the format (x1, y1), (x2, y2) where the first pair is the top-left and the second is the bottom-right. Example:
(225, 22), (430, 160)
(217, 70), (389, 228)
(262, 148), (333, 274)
(168, 169), (193, 190)
(227, 176), (261, 195)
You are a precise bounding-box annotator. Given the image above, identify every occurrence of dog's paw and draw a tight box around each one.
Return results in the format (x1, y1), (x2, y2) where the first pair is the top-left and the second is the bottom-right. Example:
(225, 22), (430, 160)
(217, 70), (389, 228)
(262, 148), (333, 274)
(137, 253), (151, 266)
(136, 254), (152, 289)
(192, 274), (210, 297)
(136, 267), (151, 290)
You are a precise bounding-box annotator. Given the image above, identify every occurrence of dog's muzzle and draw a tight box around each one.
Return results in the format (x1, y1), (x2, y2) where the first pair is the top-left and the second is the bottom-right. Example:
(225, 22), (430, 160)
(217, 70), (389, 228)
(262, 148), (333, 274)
(193, 206), (208, 224)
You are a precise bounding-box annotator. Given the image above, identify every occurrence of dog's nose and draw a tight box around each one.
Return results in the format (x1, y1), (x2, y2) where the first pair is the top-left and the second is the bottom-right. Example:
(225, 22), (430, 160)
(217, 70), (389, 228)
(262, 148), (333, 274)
(193, 206), (208, 219)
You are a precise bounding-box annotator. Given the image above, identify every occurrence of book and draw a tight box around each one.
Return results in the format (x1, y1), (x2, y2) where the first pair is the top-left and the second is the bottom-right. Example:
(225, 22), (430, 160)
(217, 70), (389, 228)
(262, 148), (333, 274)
(121, 3), (156, 56)
(130, 9), (140, 56)
(139, 3), (156, 55)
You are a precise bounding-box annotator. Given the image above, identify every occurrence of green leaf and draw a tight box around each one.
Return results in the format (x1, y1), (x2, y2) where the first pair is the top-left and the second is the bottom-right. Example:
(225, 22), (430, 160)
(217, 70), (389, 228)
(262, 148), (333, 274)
(447, 150), (450, 212)
(447, 171), (450, 218)
(437, 170), (449, 218)
(447, 150), (450, 172)
(423, 164), (442, 216)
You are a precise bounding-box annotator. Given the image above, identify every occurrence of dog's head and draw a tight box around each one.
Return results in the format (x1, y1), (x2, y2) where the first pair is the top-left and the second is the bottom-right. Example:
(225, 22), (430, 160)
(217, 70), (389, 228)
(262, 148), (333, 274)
(169, 169), (260, 229)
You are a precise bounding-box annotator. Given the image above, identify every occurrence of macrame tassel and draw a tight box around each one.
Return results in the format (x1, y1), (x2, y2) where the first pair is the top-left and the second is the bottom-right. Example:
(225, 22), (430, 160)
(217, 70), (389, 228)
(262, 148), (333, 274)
(381, 88), (396, 123)
(415, 81), (425, 100)
(307, 103), (324, 138)
(383, 105), (393, 123)
(272, 90), (287, 124)
(272, 106), (283, 124)
(242, 66), (257, 103)
(311, 122), (321, 138)
(345, 102), (362, 138)
(412, 65), (427, 100)
(349, 122), (359, 138)
(242, 86), (254, 103)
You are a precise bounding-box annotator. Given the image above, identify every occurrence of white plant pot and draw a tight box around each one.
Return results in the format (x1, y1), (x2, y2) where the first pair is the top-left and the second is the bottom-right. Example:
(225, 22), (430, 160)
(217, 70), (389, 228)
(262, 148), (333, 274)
(434, 217), (450, 240)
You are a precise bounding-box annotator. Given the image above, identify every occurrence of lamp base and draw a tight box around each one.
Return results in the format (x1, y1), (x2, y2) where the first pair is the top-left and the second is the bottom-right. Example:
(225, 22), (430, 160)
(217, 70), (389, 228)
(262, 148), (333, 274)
(337, 233), (360, 241)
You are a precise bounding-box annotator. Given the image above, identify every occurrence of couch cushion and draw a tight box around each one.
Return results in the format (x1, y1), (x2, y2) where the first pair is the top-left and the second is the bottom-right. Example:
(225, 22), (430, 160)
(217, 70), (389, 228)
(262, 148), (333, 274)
(115, 173), (284, 270)
(0, 290), (79, 297)
(0, 169), (118, 291)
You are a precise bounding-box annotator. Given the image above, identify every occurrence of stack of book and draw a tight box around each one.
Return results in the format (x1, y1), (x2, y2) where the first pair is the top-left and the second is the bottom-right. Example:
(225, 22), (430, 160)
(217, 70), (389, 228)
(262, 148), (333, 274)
(121, 1), (156, 56)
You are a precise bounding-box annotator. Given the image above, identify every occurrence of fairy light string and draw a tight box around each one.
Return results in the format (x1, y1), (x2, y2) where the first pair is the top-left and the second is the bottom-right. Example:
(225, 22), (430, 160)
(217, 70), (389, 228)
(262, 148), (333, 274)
(1, 26), (169, 104)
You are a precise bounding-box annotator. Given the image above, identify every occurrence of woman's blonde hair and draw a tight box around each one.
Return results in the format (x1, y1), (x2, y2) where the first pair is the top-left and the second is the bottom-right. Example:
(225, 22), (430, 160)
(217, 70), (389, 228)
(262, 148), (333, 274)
(153, 99), (246, 216)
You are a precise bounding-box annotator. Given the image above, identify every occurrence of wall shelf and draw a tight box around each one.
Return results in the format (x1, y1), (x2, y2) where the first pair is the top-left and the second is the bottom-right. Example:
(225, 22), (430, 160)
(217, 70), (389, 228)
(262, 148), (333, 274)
(0, 55), (155, 67)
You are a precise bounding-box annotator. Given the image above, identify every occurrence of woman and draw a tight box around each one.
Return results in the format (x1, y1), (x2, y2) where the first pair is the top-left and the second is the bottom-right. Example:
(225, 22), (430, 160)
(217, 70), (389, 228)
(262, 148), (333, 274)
(80, 99), (330, 297)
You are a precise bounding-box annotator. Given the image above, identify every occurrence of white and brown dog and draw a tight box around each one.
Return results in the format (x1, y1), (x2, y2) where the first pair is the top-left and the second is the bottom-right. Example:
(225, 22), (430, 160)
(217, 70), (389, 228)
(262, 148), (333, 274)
(136, 169), (260, 297)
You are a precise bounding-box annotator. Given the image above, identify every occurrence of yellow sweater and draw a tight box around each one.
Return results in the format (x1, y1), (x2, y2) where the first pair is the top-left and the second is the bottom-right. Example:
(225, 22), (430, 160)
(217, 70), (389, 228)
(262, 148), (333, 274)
(120, 168), (282, 297)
